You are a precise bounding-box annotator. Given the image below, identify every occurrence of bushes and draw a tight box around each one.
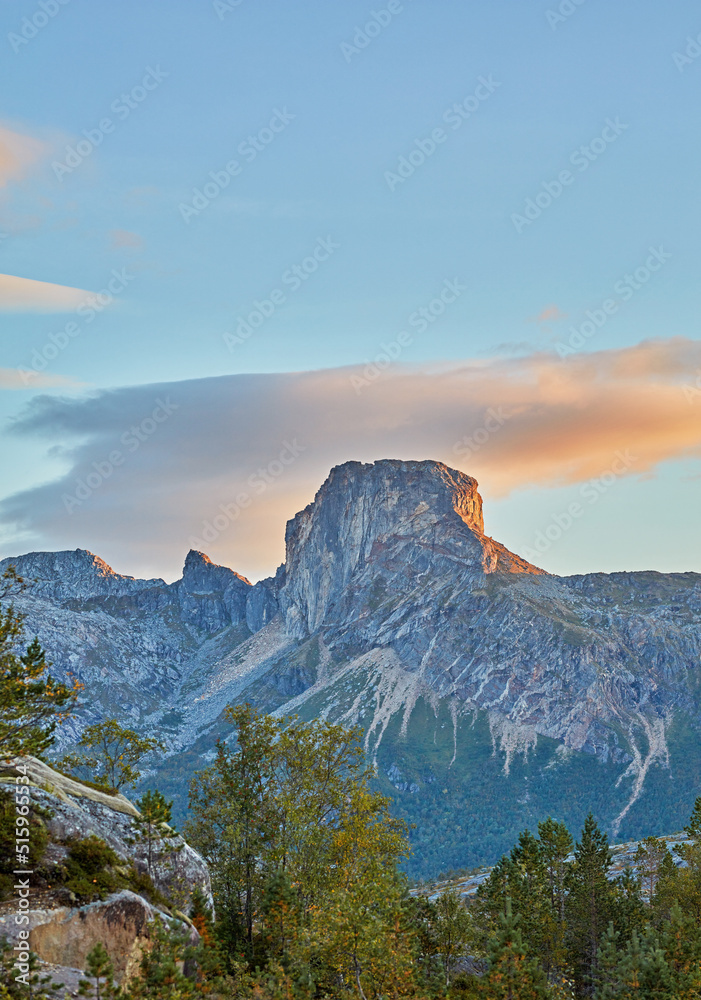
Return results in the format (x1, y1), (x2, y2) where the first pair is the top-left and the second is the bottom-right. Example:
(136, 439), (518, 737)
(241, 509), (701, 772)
(57, 836), (127, 902)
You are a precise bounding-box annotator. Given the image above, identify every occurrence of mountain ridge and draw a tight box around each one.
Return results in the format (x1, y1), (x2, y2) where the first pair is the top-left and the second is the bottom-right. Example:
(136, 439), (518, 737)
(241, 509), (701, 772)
(2, 458), (700, 875)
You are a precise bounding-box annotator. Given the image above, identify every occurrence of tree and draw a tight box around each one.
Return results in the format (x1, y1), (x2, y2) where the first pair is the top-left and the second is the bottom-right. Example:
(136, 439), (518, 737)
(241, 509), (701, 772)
(537, 816), (573, 971)
(0, 567), (80, 760)
(479, 898), (550, 999)
(122, 919), (198, 999)
(61, 718), (164, 791)
(187, 705), (278, 955)
(474, 819), (572, 980)
(634, 836), (669, 901)
(186, 704), (413, 993)
(566, 814), (615, 994)
(433, 887), (472, 988)
(78, 943), (117, 1000)
(133, 790), (179, 880)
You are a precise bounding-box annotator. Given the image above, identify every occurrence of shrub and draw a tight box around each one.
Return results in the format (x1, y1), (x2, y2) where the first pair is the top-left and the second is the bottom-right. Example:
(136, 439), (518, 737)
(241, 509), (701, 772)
(58, 836), (127, 902)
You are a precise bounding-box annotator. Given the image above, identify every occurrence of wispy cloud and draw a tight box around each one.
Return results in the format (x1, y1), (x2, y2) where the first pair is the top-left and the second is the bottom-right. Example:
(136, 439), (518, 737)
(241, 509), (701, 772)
(0, 368), (82, 390)
(0, 124), (49, 188)
(109, 229), (144, 250)
(530, 304), (567, 323)
(0, 273), (94, 313)
(0, 338), (699, 581)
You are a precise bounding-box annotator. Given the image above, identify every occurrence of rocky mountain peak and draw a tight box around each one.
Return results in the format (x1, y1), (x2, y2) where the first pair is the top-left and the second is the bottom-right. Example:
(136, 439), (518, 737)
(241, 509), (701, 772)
(279, 459), (531, 636)
(0, 548), (164, 602)
(180, 549), (251, 593)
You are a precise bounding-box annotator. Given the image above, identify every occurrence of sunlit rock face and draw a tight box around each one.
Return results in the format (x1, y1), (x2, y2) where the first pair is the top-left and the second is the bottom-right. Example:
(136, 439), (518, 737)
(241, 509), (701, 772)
(3, 458), (701, 875)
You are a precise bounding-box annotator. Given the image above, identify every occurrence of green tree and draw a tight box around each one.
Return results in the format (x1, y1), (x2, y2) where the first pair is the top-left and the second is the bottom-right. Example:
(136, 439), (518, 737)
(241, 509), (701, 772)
(187, 705), (278, 955)
(479, 898), (550, 999)
(434, 887), (472, 988)
(133, 790), (179, 880)
(78, 943), (117, 1000)
(565, 814), (615, 995)
(537, 816), (573, 973)
(634, 836), (669, 902)
(186, 705), (413, 994)
(122, 919), (197, 999)
(0, 568), (80, 760)
(61, 718), (164, 791)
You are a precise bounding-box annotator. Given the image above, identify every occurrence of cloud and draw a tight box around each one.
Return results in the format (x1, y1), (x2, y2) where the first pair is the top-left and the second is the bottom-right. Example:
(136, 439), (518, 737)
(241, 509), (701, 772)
(0, 124), (48, 189)
(530, 304), (567, 323)
(0, 338), (699, 582)
(109, 229), (143, 250)
(0, 368), (82, 390)
(0, 273), (94, 313)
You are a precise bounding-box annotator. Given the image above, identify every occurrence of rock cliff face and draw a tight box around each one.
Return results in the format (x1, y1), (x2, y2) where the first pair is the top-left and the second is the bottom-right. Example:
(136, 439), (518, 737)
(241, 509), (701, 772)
(280, 460), (535, 637)
(2, 459), (701, 875)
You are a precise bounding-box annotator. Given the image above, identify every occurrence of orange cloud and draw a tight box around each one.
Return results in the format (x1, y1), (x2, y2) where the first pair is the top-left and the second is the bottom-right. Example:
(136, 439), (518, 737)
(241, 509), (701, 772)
(0, 273), (93, 313)
(0, 124), (48, 188)
(2, 337), (699, 581)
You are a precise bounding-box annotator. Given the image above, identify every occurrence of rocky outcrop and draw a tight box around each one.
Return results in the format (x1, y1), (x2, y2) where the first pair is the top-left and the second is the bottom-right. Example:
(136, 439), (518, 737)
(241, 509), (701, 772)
(0, 758), (208, 988)
(0, 890), (192, 985)
(0, 757), (211, 908)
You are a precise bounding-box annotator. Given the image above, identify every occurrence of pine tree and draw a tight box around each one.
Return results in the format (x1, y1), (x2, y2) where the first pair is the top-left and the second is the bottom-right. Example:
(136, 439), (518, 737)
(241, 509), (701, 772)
(133, 789), (179, 880)
(593, 922), (622, 1000)
(480, 897), (550, 999)
(1, 568), (80, 759)
(78, 942), (117, 1000)
(565, 814), (614, 993)
(633, 836), (668, 901)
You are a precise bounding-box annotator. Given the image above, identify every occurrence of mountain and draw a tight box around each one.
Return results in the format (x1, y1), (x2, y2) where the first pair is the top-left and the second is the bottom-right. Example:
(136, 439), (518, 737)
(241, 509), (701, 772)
(3, 459), (701, 877)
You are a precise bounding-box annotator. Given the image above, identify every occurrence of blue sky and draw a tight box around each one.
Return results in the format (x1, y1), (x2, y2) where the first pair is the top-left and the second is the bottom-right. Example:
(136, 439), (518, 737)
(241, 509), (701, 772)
(0, 0), (699, 581)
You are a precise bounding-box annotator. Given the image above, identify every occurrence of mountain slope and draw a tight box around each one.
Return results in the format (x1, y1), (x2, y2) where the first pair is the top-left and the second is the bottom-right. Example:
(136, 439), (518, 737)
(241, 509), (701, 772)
(3, 459), (701, 876)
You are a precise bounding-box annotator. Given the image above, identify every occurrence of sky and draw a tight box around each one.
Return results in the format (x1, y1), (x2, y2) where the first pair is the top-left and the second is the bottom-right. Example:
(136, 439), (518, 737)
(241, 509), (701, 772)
(0, 0), (700, 582)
